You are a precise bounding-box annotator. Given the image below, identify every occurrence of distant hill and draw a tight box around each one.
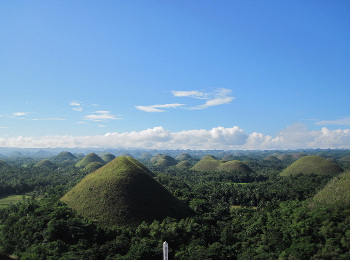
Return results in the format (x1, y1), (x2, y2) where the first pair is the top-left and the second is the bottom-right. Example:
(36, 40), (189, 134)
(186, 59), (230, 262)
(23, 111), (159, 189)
(192, 155), (253, 173)
(150, 154), (163, 164)
(75, 153), (105, 168)
(61, 156), (195, 226)
(101, 153), (116, 163)
(280, 156), (343, 176)
(176, 153), (193, 161)
(176, 161), (192, 168)
(222, 154), (236, 161)
(51, 151), (77, 162)
(34, 159), (58, 169)
(139, 152), (153, 161)
(264, 155), (281, 162)
(312, 171), (350, 208)
(154, 155), (177, 167)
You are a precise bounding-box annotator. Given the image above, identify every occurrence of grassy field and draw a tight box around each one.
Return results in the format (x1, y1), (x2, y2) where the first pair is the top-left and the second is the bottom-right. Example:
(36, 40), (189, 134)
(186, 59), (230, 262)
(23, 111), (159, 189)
(0, 195), (30, 209)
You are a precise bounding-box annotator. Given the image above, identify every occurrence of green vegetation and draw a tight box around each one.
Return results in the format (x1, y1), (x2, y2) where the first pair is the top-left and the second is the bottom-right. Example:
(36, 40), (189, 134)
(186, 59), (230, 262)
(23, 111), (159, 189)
(176, 160), (192, 168)
(176, 153), (192, 161)
(82, 162), (104, 174)
(75, 153), (105, 168)
(154, 155), (177, 167)
(0, 195), (30, 209)
(280, 155), (343, 176)
(61, 156), (194, 226)
(0, 149), (349, 259)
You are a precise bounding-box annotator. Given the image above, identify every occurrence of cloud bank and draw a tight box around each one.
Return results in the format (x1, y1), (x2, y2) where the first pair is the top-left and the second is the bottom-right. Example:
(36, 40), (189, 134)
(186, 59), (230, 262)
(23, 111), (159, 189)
(0, 124), (349, 150)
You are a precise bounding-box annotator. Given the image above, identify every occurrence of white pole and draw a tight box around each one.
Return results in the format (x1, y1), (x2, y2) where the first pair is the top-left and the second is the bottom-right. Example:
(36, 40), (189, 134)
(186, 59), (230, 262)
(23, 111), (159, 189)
(163, 241), (168, 260)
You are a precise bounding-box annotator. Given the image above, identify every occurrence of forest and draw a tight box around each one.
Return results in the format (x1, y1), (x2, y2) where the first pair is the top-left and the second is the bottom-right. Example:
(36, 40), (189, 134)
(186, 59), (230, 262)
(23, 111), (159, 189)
(0, 148), (349, 260)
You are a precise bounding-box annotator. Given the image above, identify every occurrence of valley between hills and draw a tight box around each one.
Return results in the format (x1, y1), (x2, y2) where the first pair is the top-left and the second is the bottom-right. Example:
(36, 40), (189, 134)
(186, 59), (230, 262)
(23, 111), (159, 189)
(0, 148), (349, 259)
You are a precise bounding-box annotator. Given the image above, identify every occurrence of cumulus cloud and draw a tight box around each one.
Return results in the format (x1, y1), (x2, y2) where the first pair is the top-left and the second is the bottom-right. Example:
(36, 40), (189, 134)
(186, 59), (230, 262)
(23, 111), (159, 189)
(135, 103), (185, 113)
(84, 111), (122, 121)
(0, 124), (348, 149)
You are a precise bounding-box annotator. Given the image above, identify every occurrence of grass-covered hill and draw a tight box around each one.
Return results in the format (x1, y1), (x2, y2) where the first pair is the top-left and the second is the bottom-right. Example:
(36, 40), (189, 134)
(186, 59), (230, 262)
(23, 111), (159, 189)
(176, 160), (192, 168)
(100, 153), (116, 163)
(312, 171), (350, 208)
(154, 155), (177, 167)
(34, 159), (58, 169)
(264, 155), (281, 162)
(150, 154), (163, 164)
(192, 155), (253, 173)
(176, 153), (193, 161)
(75, 153), (105, 168)
(51, 151), (77, 161)
(280, 155), (344, 176)
(191, 155), (220, 171)
(60, 156), (195, 226)
(138, 152), (153, 161)
(83, 162), (105, 174)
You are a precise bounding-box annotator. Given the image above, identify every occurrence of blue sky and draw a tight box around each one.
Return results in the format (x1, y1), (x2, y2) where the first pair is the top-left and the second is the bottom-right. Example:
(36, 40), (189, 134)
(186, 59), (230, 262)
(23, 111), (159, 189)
(0, 0), (350, 149)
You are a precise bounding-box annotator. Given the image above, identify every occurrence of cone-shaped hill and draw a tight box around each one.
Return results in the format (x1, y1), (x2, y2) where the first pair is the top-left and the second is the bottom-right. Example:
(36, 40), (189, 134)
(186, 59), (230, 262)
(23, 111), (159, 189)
(83, 162), (105, 173)
(280, 156), (343, 176)
(192, 156), (253, 173)
(101, 153), (116, 163)
(154, 155), (177, 167)
(176, 153), (192, 161)
(75, 153), (105, 168)
(61, 156), (195, 226)
(176, 161), (192, 168)
(51, 151), (77, 161)
(34, 159), (58, 169)
(150, 154), (163, 164)
(139, 152), (153, 161)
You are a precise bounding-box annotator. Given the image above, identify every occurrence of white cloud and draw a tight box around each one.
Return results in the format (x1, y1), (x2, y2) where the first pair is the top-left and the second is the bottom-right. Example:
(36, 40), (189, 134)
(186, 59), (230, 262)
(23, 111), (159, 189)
(189, 88), (235, 109)
(13, 112), (31, 116)
(84, 111), (121, 121)
(0, 124), (348, 149)
(70, 101), (81, 106)
(135, 103), (185, 113)
(32, 118), (66, 121)
(73, 107), (83, 112)
(315, 117), (350, 126)
(171, 90), (207, 99)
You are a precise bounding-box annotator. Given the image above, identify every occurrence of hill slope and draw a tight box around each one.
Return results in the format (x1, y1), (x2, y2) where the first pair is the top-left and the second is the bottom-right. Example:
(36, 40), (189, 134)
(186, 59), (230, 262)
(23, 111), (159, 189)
(61, 156), (194, 226)
(280, 156), (343, 176)
(34, 159), (58, 169)
(312, 171), (350, 208)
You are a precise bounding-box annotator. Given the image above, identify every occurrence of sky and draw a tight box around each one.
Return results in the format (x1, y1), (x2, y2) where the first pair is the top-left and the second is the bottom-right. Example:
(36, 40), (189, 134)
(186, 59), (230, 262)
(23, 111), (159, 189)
(0, 0), (350, 150)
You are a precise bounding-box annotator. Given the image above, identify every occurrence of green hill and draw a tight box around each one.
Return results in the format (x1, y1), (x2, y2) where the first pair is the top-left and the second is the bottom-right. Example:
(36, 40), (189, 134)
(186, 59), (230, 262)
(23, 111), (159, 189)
(154, 155), (177, 167)
(51, 151), (77, 161)
(61, 156), (195, 226)
(264, 155), (281, 162)
(217, 160), (253, 172)
(222, 154), (235, 161)
(34, 159), (58, 169)
(280, 156), (343, 176)
(75, 153), (105, 168)
(312, 171), (350, 208)
(192, 156), (253, 173)
(191, 155), (220, 171)
(176, 161), (192, 168)
(150, 154), (163, 164)
(83, 162), (105, 174)
(176, 153), (192, 161)
(101, 153), (116, 163)
(139, 152), (153, 161)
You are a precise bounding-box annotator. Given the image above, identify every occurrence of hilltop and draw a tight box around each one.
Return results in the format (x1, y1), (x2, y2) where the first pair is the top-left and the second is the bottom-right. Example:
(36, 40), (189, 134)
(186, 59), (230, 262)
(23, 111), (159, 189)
(34, 159), (58, 169)
(280, 155), (343, 176)
(61, 156), (195, 226)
